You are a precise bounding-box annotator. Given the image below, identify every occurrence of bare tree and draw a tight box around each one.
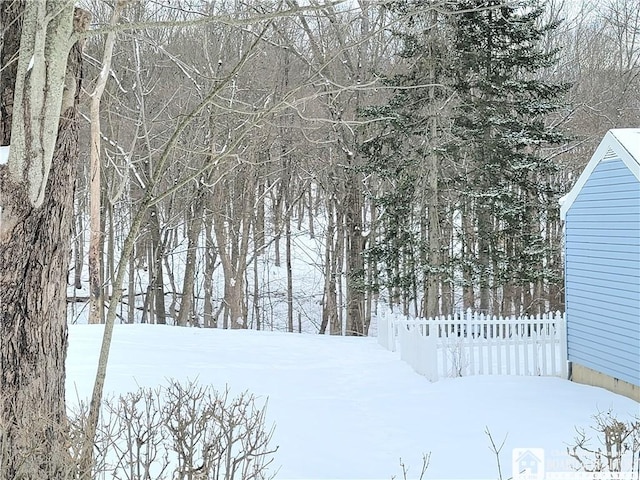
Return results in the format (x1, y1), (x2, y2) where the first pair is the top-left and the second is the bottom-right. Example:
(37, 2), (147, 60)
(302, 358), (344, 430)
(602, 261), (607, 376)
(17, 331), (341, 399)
(281, 0), (392, 335)
(88, 0), (125, 325)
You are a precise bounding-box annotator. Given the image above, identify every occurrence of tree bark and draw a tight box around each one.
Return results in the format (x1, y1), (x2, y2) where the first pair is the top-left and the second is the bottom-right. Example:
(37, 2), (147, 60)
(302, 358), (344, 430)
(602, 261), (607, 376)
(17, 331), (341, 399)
(425, 14), (442, 318)
(211, 168), (253, 330)
(0, 7), (86, 476)
(345, 167), (366, 336)
(73, 194), (85, 291)
(148, 204), (167, 324)
(203, 210), (217, 328)
(477, 204), (491, 313)
(461, 199), (476, 310)
(176, 192), (205, 327)
(0, 0), (23, 146)
(5, 1), (76, 209)
(285, 217), (294, 333)
(320, 195), (340, 335)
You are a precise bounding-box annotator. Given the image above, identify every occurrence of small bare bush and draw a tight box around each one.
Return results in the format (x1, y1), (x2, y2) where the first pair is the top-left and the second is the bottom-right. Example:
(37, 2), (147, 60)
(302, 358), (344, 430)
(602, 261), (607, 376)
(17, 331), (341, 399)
(447, 340), (469, 377)
(567, 410), (640, 474)
(70, 379), (278, 480)
(163, 380), (276, 480)
(96, 388), (171, 479)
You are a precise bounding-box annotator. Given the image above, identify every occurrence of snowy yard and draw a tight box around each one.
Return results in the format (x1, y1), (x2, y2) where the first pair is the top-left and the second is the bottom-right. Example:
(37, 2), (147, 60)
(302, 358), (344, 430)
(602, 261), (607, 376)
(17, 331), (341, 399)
(66, 324), (639, 479)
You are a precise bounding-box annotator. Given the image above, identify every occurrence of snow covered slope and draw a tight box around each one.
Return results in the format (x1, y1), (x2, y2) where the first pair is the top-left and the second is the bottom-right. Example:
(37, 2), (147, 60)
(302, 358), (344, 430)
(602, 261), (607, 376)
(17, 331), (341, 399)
(66, 324), (639, 479)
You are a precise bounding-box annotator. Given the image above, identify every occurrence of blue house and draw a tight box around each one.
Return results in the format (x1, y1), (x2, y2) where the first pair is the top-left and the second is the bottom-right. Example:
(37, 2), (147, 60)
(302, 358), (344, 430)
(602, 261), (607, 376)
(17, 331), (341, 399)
(560, 129), (640, 402)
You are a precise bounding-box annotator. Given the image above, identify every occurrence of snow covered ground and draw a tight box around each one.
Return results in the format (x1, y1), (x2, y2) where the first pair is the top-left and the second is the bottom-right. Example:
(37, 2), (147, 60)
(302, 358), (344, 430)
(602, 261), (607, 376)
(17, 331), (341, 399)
(66, 324), (639, 480)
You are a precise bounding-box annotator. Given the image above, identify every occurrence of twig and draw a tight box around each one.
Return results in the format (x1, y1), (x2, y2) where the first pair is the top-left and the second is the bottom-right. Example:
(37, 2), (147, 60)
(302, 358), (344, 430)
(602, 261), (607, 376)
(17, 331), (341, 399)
(486, 427), (508, 480)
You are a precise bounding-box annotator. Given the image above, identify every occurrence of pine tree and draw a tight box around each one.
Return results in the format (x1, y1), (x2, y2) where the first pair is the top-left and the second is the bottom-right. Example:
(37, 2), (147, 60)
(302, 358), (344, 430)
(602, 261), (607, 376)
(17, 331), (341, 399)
(448, 0), (570, 314)
(360, 1), (452, 316)
(362, 0), (569, 315)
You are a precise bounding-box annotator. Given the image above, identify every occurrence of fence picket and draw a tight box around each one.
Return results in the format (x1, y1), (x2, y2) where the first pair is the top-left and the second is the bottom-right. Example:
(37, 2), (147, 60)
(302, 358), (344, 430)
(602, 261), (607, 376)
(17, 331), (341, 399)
(543, 320), (547, 374)
(532, 330), (539, 375)
(378, 311), (389, 350)
(494, 316), (502, 375)
(503, 316), (511, 375)
(466, 312), (475, 375)
(549, 317), (557, 376)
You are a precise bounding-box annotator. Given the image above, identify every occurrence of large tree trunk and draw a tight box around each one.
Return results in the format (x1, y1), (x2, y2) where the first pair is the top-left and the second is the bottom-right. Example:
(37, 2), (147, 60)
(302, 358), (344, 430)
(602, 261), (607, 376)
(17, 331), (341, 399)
(0, 6), (85, 476)
(345, 169), (366, 336)
(424, 41), (442, 318)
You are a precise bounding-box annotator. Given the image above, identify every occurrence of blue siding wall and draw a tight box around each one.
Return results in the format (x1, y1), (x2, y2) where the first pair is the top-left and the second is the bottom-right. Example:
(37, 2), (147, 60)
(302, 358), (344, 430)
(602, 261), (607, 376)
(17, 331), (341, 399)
(565, 158), (640, 387)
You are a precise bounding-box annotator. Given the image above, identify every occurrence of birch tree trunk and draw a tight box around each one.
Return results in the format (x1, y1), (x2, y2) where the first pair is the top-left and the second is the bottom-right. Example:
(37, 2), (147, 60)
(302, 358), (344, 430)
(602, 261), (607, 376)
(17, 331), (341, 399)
(0, 5), (88, 476)
(88, 0), (124, 324)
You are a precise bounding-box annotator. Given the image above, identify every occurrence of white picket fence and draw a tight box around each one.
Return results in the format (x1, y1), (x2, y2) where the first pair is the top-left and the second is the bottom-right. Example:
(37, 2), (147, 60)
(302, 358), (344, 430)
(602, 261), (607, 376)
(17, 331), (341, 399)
(377, 310), (568, 381)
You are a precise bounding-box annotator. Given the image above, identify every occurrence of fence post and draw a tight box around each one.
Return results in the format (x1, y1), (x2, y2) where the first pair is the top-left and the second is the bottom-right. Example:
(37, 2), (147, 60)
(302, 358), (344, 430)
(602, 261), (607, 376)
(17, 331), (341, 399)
(558, 311), (568, 378)
(419, 323), (439, 382)
(465, 310), (475, 375)
(400, 322), (410, 364)
(377, 311), (389, 349)
(389, 312), (398, 352)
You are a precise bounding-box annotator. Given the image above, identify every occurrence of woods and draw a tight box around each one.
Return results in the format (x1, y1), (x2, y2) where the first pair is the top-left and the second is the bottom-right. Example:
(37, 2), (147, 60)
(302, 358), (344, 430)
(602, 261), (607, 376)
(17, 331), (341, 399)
(0, 0), (638, 474)
(16, 0), (639, 332)
(62, 0), (631, 331)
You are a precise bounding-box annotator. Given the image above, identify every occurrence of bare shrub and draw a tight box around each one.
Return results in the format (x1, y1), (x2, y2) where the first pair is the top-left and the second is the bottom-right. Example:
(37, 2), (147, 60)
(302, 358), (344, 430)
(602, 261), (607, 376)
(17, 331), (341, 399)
(69, 379), (278, 480)
(567, 410), (640, 474)
(447, 340), (469, 377)
(162, 379), (277, 480)
(99, 388), (171, 479)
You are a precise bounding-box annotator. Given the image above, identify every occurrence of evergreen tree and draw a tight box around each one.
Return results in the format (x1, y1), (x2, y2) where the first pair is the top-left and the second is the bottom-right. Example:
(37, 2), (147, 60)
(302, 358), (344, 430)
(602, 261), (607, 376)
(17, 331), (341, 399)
(361, 0), (569, 315)
(448, 0), (569, 314)
(360, 1), (453, 316)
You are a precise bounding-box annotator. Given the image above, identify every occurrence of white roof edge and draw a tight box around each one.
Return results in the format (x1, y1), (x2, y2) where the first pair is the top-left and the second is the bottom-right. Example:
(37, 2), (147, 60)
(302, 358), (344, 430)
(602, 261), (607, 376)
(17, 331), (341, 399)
(560, 129), (640, 220)
(610, 129), (640, 180)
